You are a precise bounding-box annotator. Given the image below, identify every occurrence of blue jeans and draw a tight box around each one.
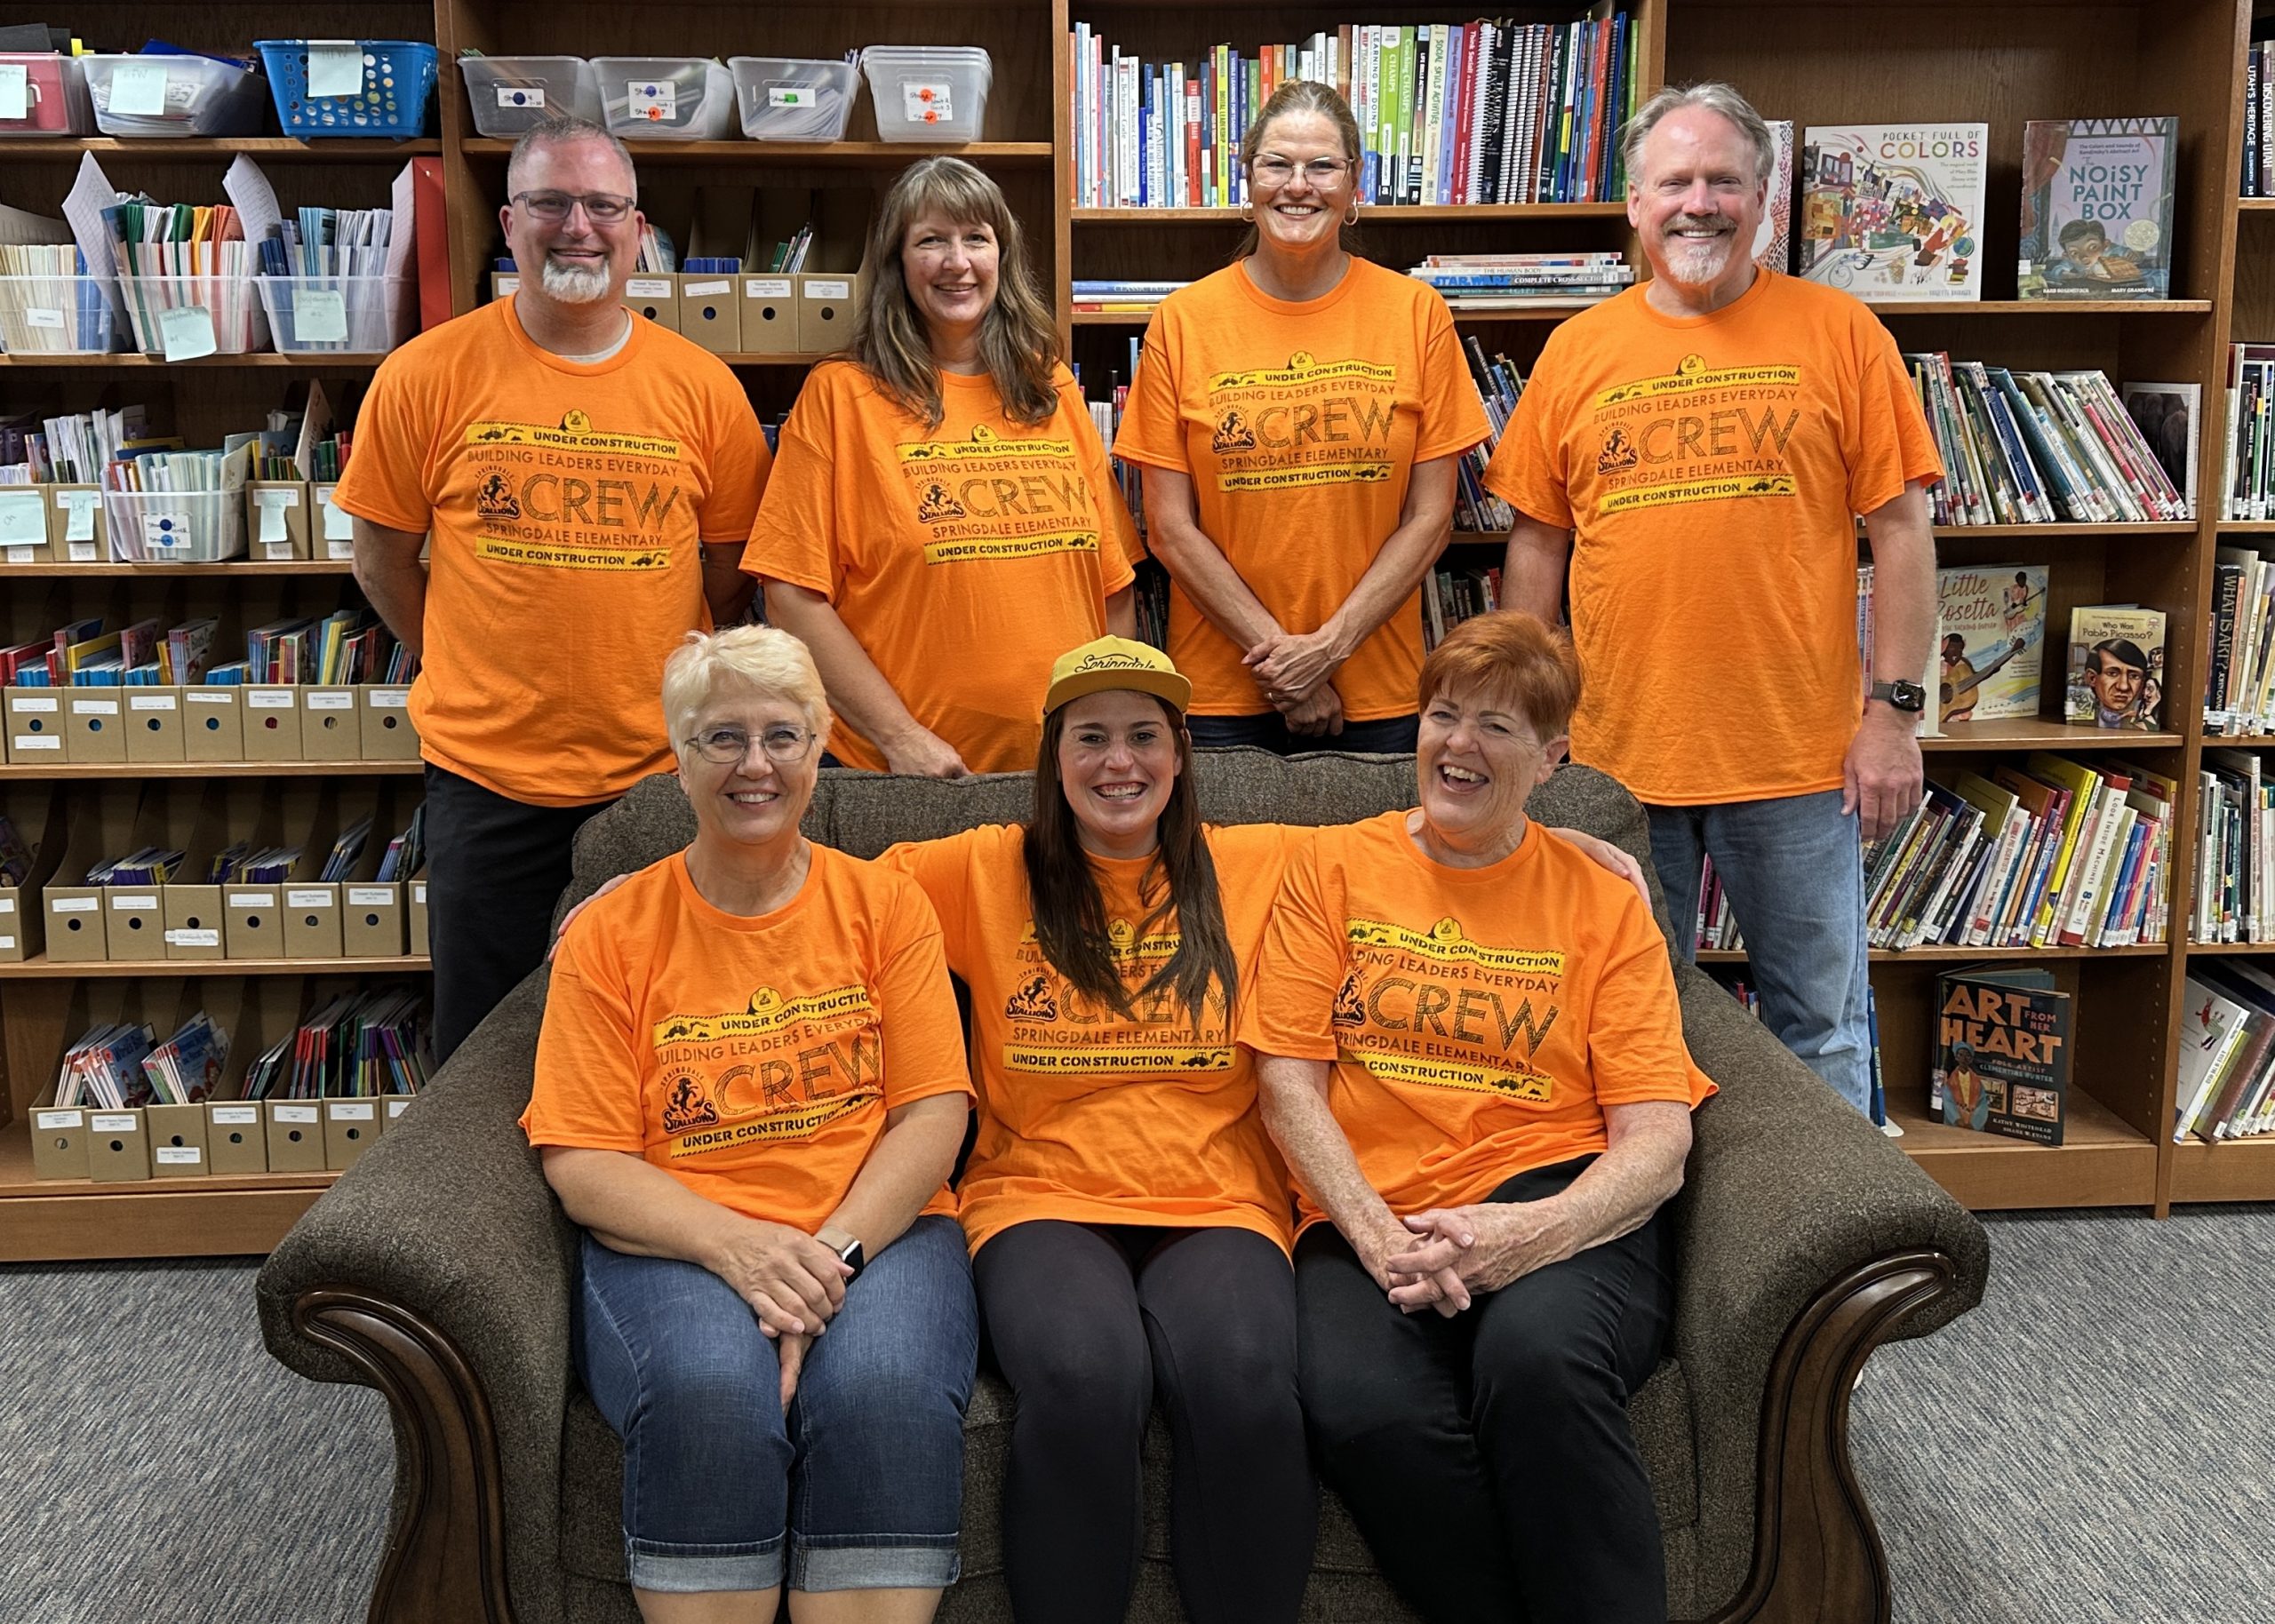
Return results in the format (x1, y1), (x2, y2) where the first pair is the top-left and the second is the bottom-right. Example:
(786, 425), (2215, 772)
(574, 1216), (978, 1595)
(1646, 789), (1872, 1115)
(1185, 712), (1420, 754)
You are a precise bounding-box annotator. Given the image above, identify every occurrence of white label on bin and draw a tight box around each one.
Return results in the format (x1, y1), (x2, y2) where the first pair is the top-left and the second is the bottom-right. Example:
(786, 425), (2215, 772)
(805, 280), (850, 300)
(108, 61), (169, 117)
(68, 541), (96, 561)
(288, 888), (333, 908)
(307, 42), (366, 99)
(249, 690), (294, 709)
(60, 490), (98, 541)
(626, 277), (673, 299)
(274, 1104), (318, 1124)
(0, 934), (12, 949)
(494, 275), (519, 294)
(12, 696), (56, 712)
(12, 735), (60, 751)
(497, 84), (544, 108)
(165, 927), (220, 947)
(36, 1111), (83, 1131)
(294, 288), (349, 344)
(110, 895), (156, 912)
(3, 545), (34, 564)
(71, 698), (119, 715)
(52, 897), (98, 913)
(212, 1105), (259, 1125)
(25, 307), (63, 330)
(768, 84), (815, 108)
(902, 80), (953, 123)
(147, 512), (194, 549)
(188, 691), (234, 705)
(0, 64), (28, 121)
(158, 306), (217, 362)
(307, 690), (354, 710)
(685, 279), (730, 297)
(92, 1113), (137, 1133)
(329, 1101), (374, 1120)
(319, 491), (354, 545)
(231, 892), (277, 908)
(367, 689), (409, 708)
(348, 887), (393, 905)
(0, 491), (41, 545)
(130, 694), (176, 712)
(0, 897), (12, 912)
(156, 1146), (203, 1166)
(746, 278), (792, 299)
(387, 1097), (413, 1119)
(411, 881), (427, 904)
(627, 79), (677, 122)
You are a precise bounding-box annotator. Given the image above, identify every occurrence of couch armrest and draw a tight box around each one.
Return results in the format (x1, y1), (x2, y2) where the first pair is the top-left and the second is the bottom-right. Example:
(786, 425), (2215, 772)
(257, 974), (572, 1624)
(1667, 965), (1989, 1622)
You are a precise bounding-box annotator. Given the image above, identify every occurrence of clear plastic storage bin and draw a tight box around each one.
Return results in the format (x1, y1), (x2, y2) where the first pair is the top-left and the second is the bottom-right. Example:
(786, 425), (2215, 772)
(103, 490), (247, 563)
(253, 40), (438, 137)
(459, 54), (600, 135)
(593, 57), (734, 140)
(0, 277), (117, 354)
(83, 54), (267, 138)
(115, 275), (269, 358)
(730, 57), (859, 142)
(0, 53), (93, 136)
(860, 46), (991, 143)
(257, 275), (410, 354)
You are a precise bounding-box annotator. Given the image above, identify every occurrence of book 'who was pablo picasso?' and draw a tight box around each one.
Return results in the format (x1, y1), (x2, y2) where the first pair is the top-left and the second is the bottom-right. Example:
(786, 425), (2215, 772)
(1937, 562), (2048, 722)
(1932, 966), (2071, 1145)
(2018, 117), (2178, 299)
(1798, 123), (1987, 301)
(2064, 604), (2168, 730)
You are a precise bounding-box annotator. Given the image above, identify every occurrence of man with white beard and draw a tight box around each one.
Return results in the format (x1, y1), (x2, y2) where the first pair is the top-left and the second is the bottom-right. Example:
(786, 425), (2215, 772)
(338, 116), (771, 1060)
(1481, 84), (1939, 1118)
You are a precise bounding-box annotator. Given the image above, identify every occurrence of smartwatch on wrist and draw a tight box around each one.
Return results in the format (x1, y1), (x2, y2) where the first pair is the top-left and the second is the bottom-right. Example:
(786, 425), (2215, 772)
(824, 1230), (865, 1280)
(1869, 679), (1926, 713)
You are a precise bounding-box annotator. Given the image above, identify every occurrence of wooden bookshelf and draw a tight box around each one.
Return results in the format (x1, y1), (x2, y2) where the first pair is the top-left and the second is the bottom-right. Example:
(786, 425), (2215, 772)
(0, 954), (431, 979)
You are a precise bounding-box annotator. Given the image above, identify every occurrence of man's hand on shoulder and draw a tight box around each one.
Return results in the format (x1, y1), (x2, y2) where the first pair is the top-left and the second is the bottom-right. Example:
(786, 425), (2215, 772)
(1845, 705), (1923, 842)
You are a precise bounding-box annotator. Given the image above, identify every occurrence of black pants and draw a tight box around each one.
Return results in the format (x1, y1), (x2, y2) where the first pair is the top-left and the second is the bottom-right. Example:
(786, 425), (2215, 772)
(424, 764), (613, 1063)
(1185, 711), (1421, 754)
(1295, 1157), (1674, 1624)
(973, 1221), (1316, 1624)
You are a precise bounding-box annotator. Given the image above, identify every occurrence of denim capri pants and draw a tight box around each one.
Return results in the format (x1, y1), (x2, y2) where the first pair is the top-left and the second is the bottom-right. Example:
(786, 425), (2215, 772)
(574, 1214), (978, 1594)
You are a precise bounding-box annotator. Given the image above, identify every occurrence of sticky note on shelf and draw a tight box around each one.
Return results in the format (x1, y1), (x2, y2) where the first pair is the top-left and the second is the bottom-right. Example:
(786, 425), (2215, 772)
(60, 490), (99, 543)
(108, 60), (170, 118)
(0, 491), (42, 546)
(307, 42), (366, 99)
(254, 489), (296, 545)
(0, 64), (29, 122)
(294, 288), (348, 344)
(159, 305), (218, 361)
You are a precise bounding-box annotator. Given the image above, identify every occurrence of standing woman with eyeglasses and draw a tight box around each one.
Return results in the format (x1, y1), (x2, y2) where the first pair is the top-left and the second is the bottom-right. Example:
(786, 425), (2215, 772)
(1114, 81), (1489, 753)
(746, 156), (1139, 777)
(333, 115), (771, 1061)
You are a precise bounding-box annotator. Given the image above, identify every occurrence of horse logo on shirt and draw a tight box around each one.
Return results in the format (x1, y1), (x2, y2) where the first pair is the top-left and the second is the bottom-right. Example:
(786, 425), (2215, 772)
(476, 473), (522, 519)
(1211, 409), (1257, 452)
(1006, 975), (1058, 1021)
(660, 1072), (719, 1132)
(916, 482), (966, 522)
(1596, 426), (1639, 474)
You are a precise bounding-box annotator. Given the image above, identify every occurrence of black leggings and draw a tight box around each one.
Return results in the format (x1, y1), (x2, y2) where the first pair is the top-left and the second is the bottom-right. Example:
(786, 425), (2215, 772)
(1294, 1157), (1675, 1624)
(973, 1221), (1317, 1624)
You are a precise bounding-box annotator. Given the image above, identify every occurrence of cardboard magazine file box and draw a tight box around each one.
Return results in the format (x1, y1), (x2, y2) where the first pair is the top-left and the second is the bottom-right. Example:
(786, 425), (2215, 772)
(181, 684), (245, 762)
(740, 275), (799, 354)
(100, 780), (205, 960)
(0, 483), (51, 564)
(224, 783), (340, 959)
(386, 1093), (416, 1130)
(162, 780), (261, 961)
(359, 684), (419, 760)
(323, 1095), (385, 1170)
(795, 189), (874, 352)
(62, 689), (127, 763)
(86, 1106), (151, 1182)
(240, 685), (304, 761)
(265, 1099), (326, 1172)
(407, 864), (429, 956)
(625, 275), (681, 332)
(204, 979), (295, 1174)
(245, 481), (312, 561)
(4, 687), (67, 764)
(680, 275), (740, 353)
(300, 686), (361, 762)
(338, 780), (411, 958)
(29, 1087), (91, 1181)
(42, 784), (146, 963)
(491, 272), (521, 305)
(44, 483), (105, 564)
(0, 786), (69, 963)
(205, 1098), (267, 1173)
(312, 483), (355, 563)
(123, 686), (186, 763)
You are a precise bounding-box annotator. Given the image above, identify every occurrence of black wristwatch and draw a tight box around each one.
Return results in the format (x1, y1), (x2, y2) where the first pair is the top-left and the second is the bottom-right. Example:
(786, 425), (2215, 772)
(827, 1233), (866, 1281)
(1870, 680), (1927, 713)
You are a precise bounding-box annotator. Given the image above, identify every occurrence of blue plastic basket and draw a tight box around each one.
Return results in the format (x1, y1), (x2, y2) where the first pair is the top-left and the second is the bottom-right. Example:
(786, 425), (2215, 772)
(253, 39), (438, 136)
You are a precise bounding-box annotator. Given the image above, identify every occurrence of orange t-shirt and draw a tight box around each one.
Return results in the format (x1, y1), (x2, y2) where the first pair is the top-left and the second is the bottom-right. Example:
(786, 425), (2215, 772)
(1111, 258), (1489, 720)
(523, 844), (972, 1232)
(1240, 809), (1715, 1238)
(1482, 271), (1942, 806)
(335, 299), (770, 807)
(881, 822), (1301, 1255)
(743, 361), (1138, 773)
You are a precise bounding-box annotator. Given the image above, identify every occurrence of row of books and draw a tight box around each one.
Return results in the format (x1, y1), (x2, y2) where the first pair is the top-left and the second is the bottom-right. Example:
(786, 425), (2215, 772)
(2203, 542), (2275, 736)
(1406, 251), (1631, 310)
(2243, 41), (2275, 199)
(2177, 959), (2275, 1142)
(243, 988), (431, 1102)
(4, 612), (413, 688)
(2196, 750), (2275, 945)
(1864, 754), (2172, 952)
(1455, 336), (1523, 533)
(54, 1011), (228, 1110)
(70, 808), (423, 893)
(1904, 356), (2193, 526)
(1070, 279), (1184, 315)
(1422, 561), (1501, 650)
(2220, 340), (2275, 521)
(1068, 5), (1639, 210)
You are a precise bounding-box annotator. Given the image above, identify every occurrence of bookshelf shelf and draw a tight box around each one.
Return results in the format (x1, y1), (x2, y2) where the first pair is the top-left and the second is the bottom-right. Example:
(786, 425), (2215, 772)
(2239, 197), (2275, 212)
(0, 138), (443, 162)
(0, 1119), (334, 1261)
(1696, 943), (2167, 965)
(2216, 521), (2275, 533)
(0, 561), (355, 577)
(1920, 720), (2184, 752)
(1864, 299), (2214, 316)
(2199, 735), (2275, 747)
(1880, 1091), (2157, 1210)
(2168, 1134), (2275, 1203)
(2184, 941), (2275, 953)
(0, 354), (387, 369)
(459, 139), (1057, 165)
(0, 762), (424, 781)
(1070, 203), (1629, 224)
(0, 954), (431, 980)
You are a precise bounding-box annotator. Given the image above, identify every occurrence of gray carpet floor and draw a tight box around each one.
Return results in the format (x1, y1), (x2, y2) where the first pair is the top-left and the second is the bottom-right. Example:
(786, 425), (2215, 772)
(1, 1206), (2270, 1623)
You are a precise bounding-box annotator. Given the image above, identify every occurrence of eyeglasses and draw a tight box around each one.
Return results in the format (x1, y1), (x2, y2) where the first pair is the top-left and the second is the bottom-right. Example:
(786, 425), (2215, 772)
(511, 190), (635, 226)
(1253, 155), (1353, 187)
(687, 724), (818, 767)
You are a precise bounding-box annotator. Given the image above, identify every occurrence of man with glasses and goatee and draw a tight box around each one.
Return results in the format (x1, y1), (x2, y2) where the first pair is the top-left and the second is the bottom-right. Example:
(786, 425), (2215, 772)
(339, 115), (771, 1060)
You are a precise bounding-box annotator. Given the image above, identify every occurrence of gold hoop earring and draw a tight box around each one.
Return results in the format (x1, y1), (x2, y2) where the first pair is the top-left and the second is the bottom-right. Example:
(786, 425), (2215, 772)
(1344, 205), (1359, 227)
(1241, 203), (1255, 222)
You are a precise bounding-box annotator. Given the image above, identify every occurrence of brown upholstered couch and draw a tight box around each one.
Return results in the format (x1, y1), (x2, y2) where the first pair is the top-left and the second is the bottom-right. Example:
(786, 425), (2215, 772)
(257, 750), (1989, 1623)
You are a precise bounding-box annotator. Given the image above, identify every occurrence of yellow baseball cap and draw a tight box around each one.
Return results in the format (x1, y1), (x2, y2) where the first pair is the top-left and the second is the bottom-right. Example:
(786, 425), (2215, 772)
(1042, 636), (1193, 717)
